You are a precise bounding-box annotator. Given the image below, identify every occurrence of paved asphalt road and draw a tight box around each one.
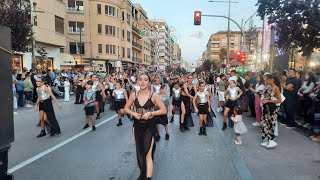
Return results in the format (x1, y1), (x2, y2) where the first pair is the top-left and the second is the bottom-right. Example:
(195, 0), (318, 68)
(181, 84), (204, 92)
(8, 96), (320, 180)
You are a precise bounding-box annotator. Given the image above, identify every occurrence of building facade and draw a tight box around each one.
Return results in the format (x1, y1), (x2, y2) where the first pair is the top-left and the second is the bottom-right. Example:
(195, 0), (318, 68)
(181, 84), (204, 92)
(205, 30), (262, 71)
(149, 19), (172, 70)
(12, 0), (68, 71)
(65, 0), (158, 72)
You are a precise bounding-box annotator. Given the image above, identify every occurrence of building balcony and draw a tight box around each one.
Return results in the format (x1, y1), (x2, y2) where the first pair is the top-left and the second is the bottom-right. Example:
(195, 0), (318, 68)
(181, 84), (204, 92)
(68, 27), (84, 34)
(132, 25), (141, 37)
(67, 6), (84, 13)
(132, 41), (142, 51)
(132, 57), (142, 63)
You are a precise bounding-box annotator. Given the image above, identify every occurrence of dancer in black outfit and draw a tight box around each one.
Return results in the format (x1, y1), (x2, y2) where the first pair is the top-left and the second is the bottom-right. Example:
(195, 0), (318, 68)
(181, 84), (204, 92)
(35, 77), (62, 137)
(124, 74), (166, 180)
(180, 75), (195, 132)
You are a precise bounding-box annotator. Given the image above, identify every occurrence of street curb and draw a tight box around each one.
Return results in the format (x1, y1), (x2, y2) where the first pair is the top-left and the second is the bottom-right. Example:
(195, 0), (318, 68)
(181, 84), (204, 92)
(212, 103), (255, 180)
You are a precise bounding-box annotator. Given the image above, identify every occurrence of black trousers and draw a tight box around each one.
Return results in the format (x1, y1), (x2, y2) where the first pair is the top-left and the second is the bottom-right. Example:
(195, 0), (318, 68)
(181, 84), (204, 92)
(248, 96), (256, 116)
(32, 87), (37, 103)
(75, 86), (84, 103)
(283, 96), (296, 125)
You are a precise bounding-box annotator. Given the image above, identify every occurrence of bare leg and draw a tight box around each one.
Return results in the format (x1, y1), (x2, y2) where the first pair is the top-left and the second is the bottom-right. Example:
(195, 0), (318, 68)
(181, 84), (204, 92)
(223, 107), (230, 123)
(146, 137), (155, 178)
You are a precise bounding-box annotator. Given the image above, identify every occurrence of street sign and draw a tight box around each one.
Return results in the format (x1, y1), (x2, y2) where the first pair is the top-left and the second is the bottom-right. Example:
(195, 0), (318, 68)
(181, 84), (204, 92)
(241, 45), (249, 53)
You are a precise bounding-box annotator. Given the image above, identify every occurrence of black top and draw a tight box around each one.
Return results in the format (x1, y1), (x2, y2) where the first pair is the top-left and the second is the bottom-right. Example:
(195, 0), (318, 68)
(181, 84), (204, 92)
(134, 92), (155, 120)
(284, 77), (299, 97)
(188, 85), (195, 97)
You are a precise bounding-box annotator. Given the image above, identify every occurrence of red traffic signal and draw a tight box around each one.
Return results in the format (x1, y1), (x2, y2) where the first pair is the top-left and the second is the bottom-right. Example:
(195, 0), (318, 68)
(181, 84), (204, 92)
(194, 11), (201, 25)
(235, 51), (246, 64)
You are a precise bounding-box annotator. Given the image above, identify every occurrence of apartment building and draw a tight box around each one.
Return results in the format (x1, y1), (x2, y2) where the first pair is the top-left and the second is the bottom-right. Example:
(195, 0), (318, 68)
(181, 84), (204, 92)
(149, 19), (172, 70)
(65, 0), (157, 72)
(12, 0), (68, 71)
(205, 30), (262, 69)
(172, 43), (181, 68)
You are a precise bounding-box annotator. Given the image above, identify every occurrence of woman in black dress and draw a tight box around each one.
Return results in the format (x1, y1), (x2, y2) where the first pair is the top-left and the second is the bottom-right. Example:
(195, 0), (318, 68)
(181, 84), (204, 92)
(180, 75), (195, 132)
(124, 73), (166, 180)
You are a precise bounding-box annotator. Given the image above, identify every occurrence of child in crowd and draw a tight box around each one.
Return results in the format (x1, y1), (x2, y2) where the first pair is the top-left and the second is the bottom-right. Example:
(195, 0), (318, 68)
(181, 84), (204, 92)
(231, 107), (247, 145)
(83, 80), (96, 131)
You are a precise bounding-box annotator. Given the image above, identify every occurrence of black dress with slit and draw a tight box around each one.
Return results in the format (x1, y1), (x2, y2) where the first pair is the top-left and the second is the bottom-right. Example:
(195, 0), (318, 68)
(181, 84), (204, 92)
(133, 92), (157, 179)
(180, 84), (194, 128)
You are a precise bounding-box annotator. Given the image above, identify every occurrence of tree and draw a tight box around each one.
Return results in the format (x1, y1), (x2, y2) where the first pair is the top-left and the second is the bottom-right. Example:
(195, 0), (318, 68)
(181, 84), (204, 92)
(0, 0), (33, 52)
(256, 0), (320, 66)
(219, 48), (227, 60)
(195, 66), (203, 74)
(202, 59), (217, 72)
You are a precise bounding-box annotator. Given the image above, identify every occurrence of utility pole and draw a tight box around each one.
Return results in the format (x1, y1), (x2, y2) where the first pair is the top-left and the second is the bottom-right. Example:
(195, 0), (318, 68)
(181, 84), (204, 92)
(79, 27), (83, 70)
(30, 0), (36, 70)
(209, 0), (238, 74)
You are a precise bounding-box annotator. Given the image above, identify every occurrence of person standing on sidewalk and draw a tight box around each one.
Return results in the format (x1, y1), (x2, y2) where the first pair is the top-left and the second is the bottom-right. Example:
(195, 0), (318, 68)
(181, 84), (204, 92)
(16, 74), (24, 108)
(74, 73), (84, 104)
(63, 77), (70, 102)
(260, 74), (282, 149)
(297, 72), (315, 129)
(250, 74), (265, 126)
(283, 69), (299, 128)
(23, 73), (34, 107)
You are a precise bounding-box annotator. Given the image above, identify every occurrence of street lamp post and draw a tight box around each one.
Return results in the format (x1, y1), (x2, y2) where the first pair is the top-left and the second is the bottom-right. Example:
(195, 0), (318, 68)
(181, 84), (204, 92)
(209, 0), (239, 74)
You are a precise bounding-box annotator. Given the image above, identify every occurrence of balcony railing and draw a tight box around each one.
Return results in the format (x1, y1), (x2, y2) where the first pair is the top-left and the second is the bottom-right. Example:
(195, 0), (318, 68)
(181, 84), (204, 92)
(67, 6), (84, 13)
(132, 25), (141, 35)
(132, 57), (142, 63)
(68, 27), (84, 34)
(132, 41), (142, 49)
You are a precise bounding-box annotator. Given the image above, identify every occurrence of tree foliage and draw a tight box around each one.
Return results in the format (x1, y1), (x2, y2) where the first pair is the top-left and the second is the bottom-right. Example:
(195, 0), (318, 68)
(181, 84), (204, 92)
(202, 59), (217, 72)
(219, 48), (227, 60)
(256, 0), (320, 58)
(0, 0), (33, 52)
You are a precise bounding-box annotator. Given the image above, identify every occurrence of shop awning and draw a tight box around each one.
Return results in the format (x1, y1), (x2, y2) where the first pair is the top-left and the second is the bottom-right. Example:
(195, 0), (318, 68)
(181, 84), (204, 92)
(60, 53), (76, 66)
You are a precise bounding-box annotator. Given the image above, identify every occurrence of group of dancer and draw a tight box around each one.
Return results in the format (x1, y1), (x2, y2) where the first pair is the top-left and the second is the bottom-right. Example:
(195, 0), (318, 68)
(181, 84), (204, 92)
(33, 71), (235, 180)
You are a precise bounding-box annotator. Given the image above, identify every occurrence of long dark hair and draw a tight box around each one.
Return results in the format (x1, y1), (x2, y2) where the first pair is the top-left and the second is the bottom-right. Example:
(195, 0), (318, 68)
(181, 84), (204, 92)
(266, 74), (282, 92)
(305, 72), (315, 86)
(257, 74), (264, 85)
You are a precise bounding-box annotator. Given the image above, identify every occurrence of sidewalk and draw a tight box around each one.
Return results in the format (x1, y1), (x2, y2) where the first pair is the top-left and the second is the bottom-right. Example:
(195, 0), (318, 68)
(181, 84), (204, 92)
(212, 97), (320, 180)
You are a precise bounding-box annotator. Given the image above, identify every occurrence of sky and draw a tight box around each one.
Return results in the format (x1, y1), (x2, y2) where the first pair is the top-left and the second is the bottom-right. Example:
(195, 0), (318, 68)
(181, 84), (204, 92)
(133, 0), (262, 64)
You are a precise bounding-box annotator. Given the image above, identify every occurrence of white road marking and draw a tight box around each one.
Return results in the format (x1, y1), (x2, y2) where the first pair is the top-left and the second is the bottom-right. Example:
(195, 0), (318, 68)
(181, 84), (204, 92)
(8, 114), (118, 173)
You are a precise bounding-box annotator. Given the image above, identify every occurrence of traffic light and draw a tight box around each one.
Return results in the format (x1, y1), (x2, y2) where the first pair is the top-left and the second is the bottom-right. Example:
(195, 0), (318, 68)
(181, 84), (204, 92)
(194, 11), (201, 25)
(235, 51), (246, 64)
(237, 67), (244, 74)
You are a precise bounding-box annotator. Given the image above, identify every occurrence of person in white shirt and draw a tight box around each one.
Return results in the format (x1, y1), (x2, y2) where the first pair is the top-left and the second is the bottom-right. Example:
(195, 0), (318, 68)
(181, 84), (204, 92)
(63, 77), (70, 102)
(228, 70), (238, 82)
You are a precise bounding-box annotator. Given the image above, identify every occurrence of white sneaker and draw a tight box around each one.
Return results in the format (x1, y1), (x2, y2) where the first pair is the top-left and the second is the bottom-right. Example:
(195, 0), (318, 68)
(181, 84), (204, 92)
(260, 141), (269, 147)
(25, 104), (33, 108)
(252, 122), (260, 127)
(266, 140), (277, 149)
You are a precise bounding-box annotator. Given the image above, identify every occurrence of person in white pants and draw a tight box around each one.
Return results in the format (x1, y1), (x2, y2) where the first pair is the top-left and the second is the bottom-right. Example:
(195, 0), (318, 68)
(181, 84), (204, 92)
(63, 77), (70, 102)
